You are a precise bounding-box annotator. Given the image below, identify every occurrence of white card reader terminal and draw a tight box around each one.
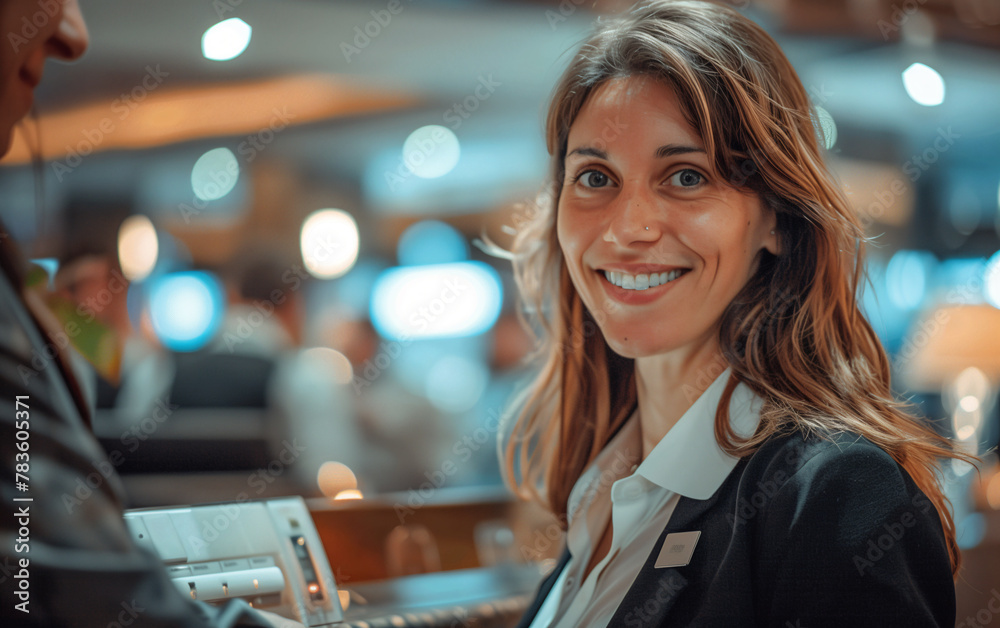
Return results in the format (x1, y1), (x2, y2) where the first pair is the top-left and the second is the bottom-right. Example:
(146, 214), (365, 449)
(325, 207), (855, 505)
(124, 496), (343, 627)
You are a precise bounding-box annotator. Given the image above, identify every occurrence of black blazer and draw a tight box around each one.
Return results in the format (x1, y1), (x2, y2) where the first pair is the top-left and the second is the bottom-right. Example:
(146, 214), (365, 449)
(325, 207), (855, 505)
(516, 429), (955, 627)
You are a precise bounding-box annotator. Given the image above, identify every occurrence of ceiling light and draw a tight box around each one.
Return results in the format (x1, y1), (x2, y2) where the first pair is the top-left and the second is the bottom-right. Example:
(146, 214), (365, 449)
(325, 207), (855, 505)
(902, 62), (945, 107)
(202, 18), (252, 61)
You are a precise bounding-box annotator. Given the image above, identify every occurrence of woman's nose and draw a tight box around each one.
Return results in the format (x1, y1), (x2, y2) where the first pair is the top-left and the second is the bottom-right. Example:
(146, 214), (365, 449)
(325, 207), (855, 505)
(602, 184), (663, 244)
(46, 0), (89, 62)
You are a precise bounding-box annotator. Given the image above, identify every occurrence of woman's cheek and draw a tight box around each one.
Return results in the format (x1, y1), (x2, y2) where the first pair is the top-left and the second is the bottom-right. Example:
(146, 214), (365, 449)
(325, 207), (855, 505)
(556, 208), (581, 259)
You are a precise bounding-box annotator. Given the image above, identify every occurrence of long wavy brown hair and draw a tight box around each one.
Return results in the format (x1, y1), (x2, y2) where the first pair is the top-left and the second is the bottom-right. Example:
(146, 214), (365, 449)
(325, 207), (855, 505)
(500, 0), (978, 576)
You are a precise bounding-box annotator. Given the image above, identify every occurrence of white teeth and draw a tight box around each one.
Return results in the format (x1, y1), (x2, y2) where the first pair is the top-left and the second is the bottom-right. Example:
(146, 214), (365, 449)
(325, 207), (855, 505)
(602, 269), (687, 290)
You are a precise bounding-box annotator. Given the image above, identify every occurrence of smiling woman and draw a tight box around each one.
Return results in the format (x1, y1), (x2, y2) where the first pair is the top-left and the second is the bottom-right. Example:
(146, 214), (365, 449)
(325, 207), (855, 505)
(558, 76), (778, 362)
(503, 1), (977, 626)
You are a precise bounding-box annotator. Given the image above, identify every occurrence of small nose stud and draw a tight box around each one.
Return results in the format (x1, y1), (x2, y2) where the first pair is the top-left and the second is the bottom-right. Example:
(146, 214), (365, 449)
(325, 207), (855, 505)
(645, 226), (649, 231)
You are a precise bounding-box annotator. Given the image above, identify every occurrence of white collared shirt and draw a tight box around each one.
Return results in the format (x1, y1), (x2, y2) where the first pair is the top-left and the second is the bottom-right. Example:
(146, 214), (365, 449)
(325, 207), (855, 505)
(529, 366), (762, 628)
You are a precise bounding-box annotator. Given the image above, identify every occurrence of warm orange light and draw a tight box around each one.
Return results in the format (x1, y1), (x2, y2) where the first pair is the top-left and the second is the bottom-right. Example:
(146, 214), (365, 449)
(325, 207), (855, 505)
(897, 306), (1000, 391)
(334, 489), (363, 501)
(988, 472), (1000, 511)
(308, 584), (319, 593)
(1, 75), (422, 166)
(118, 215), (158, 282)
(317, 462), (358, 498)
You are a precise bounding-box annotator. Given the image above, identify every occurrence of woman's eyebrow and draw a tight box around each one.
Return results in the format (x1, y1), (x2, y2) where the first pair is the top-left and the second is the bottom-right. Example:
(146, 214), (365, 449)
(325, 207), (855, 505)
(566, 146), (607, 159)
(565, 144), (706, 160)
(655, 144), (705, 158)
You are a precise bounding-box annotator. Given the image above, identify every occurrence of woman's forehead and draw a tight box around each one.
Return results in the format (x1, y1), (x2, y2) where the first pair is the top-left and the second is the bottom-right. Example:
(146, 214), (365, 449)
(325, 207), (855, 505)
(567, 76), (704, 152)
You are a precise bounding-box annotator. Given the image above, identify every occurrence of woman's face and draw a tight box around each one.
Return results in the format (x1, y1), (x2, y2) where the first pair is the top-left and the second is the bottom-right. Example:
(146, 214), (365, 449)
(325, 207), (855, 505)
(556, 75), (779, 359)
(0, 0), (88, 154)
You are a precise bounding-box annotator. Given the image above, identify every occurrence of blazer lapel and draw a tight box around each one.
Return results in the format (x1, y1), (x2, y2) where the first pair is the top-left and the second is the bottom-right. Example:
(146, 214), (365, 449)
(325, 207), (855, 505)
(608, 491), (721, 627)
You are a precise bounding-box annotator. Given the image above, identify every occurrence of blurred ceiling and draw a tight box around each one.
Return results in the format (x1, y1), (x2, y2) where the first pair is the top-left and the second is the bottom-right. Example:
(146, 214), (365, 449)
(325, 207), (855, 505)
(0, 0), (998, 257)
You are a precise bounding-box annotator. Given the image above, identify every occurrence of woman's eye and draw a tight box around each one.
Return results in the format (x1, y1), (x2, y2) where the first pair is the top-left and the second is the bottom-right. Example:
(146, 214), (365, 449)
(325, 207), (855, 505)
(669, 169), (704, 188)
(577, 170), (610, 188)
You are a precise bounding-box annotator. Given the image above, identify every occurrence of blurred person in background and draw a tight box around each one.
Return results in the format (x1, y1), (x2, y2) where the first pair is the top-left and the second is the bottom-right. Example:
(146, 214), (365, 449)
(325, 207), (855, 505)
(53, 249), (130, 407)
(53, 247), (172, 421)
(187, 250), (366, 496)
(505, 1), (977, 626)
(326, 316), (453, 493)
(0, 1), (299, 626)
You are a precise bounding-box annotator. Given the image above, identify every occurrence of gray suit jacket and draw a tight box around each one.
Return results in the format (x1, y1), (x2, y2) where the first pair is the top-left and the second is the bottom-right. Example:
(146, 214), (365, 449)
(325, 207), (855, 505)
(0, 224), (273, 627)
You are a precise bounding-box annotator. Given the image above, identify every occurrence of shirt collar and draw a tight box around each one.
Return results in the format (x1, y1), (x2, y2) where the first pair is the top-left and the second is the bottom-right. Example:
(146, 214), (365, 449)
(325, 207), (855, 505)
(636, 366), (761, 499)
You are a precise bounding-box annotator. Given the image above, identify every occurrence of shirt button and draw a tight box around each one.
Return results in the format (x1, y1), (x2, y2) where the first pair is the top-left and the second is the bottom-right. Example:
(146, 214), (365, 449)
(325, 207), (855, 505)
(565, 576), (575, 589)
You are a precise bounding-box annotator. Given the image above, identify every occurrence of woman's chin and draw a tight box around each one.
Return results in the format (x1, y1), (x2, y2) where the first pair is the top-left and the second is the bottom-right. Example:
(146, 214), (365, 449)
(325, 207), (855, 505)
(603, 334), (671, 360)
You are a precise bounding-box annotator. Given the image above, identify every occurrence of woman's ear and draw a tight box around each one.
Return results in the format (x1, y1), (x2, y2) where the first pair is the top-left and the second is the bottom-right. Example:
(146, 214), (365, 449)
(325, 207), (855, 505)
(766, 219), (781, 257)
(761, 196), (781, 257)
